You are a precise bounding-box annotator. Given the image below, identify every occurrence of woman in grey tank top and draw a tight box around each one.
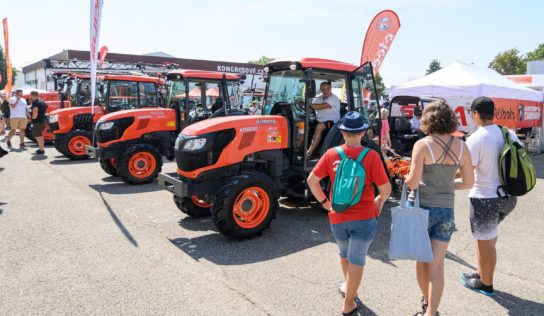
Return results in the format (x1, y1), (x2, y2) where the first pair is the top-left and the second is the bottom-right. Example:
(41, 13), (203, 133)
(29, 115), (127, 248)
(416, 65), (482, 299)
(404, 100), (474, 316)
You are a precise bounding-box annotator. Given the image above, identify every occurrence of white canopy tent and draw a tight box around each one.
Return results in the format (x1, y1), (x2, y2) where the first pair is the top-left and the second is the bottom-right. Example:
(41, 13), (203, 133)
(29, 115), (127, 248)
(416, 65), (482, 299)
(390, 61), (543, 102)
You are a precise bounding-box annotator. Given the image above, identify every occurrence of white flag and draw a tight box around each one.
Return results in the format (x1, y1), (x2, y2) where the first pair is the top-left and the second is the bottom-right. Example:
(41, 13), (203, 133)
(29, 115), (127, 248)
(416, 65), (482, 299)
(90, 0), (104, 113)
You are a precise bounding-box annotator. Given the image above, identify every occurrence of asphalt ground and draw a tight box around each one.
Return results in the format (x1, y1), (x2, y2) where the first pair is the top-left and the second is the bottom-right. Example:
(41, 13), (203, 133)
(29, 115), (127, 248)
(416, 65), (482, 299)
(0, 138), (543, 315)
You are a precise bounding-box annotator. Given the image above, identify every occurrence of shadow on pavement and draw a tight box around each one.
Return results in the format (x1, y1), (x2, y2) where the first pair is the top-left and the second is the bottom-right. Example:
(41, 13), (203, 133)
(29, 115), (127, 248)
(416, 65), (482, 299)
(89, 182), (163, 195)
(357, 304), (378, 316)
(445, 251), (477, 270)
(171, 202), (335, 265)
(0, 202), (5, 215)
(49, 158), (96, 165)
(93, 188), (138, 247)
(30, 155), (48, 161)
(491, 290), (544, 315)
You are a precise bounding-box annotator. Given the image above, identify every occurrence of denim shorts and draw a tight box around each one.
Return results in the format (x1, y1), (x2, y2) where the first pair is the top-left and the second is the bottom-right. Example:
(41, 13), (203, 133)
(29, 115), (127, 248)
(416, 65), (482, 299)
(330, 218), (377, 266)
(410, 203), (455, 242)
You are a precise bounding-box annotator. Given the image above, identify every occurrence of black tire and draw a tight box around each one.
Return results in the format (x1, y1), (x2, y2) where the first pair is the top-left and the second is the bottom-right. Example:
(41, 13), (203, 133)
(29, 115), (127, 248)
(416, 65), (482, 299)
(100, 158), (118, 176)
(57, 130), (93, 160)
(117, 143), (162, 185)
(211, 172), (278, 239)
(173, 195), (211, 218)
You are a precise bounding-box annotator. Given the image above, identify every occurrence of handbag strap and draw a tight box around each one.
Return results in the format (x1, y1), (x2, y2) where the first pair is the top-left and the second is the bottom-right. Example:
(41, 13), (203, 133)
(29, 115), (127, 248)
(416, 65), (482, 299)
(401, 182), (420, 208)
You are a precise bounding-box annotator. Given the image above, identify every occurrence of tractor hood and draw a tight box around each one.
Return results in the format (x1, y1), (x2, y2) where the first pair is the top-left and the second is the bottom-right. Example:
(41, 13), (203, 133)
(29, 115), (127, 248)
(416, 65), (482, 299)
(182, 115), (288, 139)
(97, 108), (174, 123)
(50, 106), (103, 117)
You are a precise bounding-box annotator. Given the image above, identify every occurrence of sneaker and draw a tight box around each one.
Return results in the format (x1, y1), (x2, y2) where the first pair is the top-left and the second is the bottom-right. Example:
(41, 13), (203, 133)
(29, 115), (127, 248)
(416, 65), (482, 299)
(35, 149), (45, 155)
(0, 147), (8, 158)
(461, 272), (480, 282)
(7, 140), (12, 148)
(20, 143), (26, 149)
(462, 278), (494, 296)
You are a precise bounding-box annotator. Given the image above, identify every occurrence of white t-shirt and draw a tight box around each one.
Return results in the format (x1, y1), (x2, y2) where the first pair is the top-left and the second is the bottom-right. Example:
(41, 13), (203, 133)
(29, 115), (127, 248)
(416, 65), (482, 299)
(9, 96), (28, 119)
(313, 93), (341, 123)
(466, 125), (521, 198)
(411, 116), (421, 130)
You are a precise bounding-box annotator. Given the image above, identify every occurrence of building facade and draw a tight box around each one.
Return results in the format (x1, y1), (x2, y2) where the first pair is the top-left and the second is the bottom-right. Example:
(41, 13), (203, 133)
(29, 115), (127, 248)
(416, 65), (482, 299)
(22, 50), (265, 92)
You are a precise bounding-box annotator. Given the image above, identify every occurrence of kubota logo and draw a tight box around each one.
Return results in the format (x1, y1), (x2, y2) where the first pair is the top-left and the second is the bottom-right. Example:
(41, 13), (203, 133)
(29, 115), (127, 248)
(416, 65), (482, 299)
(376, 16), (392, 31)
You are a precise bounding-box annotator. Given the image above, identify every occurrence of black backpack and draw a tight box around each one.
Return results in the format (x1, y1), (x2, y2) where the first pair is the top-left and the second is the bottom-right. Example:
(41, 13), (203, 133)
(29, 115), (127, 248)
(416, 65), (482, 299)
(498, 126), (536, 196)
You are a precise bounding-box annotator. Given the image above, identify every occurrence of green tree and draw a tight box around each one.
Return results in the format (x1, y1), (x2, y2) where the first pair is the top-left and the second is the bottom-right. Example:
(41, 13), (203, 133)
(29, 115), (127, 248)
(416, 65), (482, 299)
(426, 59), (442, 75)
(248, 56), (275, 65)
(0, 44), (17, 90)
(526, 43), (544, 61)
(374, 73), (385, 97)
(488, 48), (526, 75)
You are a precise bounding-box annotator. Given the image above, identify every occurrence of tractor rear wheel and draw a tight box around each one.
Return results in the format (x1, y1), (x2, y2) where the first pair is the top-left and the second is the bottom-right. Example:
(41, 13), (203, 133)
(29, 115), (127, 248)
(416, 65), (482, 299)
(57, 130), (93, 160)
(173, 195), (212, 218)
(212, 172), (278, 239)
(99, 158), (118, 177)
(117, 143), (162, 185)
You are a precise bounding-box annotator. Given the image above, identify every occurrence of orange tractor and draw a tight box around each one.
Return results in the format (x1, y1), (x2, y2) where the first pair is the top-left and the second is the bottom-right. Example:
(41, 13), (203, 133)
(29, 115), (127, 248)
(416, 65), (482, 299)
(48, 74), (164, 160)
(85, 70), (245, 184)
(25, 72), (91, 144)
(158, 58), (382, 238)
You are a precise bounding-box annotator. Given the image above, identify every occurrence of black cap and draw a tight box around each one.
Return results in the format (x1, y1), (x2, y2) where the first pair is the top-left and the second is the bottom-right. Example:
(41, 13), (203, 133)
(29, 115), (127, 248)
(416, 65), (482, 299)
(471, 96), (494, 114)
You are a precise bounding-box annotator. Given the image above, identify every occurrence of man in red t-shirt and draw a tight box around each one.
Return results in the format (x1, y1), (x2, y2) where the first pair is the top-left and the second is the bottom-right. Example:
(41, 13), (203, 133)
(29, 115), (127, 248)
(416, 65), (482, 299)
(308, 111), (391, 316)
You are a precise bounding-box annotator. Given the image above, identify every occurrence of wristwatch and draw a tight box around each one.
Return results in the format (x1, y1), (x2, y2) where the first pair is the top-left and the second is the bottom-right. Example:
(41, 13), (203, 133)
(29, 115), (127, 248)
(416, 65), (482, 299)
(319, 197), (328, 204)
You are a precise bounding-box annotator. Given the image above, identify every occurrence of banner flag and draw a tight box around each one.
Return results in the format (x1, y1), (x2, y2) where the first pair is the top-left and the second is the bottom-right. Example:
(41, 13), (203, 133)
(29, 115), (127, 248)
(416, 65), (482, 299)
(90, 0), (104, 113)
(3, 18), (12, 97)
(360, 10), (401, 74)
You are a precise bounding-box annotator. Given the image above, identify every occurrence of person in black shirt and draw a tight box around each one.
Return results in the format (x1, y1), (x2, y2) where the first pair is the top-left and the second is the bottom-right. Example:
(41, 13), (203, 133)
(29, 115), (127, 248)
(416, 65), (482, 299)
(29, 91), (47, 155)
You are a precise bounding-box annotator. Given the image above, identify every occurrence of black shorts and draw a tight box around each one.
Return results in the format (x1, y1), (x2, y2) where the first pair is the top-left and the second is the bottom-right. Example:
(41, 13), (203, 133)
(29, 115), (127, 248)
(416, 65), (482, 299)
(469, 196), (517, 240)
(31, 122), (46, 137)
(317, 121), (335, 129)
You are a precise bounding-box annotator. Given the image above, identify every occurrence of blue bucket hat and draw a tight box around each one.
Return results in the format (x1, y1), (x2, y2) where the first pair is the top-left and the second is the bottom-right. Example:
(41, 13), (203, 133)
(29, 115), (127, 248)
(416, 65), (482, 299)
(338, 111), (370, 133)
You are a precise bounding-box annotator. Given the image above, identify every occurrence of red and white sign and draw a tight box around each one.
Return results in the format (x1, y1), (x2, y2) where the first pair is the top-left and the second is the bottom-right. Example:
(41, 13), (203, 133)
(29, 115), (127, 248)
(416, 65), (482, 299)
(99, 45), (108, 68)
(360, 10), (401, 74)
(90, 0), (104, 111)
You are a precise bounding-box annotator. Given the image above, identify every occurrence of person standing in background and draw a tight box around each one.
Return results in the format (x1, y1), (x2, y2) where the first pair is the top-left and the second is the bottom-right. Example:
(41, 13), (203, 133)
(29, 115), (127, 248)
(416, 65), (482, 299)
(6, 90), (28, 149)
(29, 91), (47, 155)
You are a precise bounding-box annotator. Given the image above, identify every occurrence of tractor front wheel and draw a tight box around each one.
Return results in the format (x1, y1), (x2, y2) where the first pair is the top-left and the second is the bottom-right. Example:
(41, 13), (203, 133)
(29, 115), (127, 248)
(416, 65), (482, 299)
(174, 195), (212, 218)
(57, 130), (93, 160)
(117, 143), (162, 185)
(100, 158), (118, 177)
(212, 172), (278, 239)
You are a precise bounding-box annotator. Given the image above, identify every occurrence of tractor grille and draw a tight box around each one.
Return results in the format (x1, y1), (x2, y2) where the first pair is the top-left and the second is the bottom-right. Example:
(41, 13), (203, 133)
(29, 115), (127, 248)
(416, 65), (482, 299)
(176, 129), (235, 172)
(96, 117), (135, 143)
(73, 113), (94, 130)
(49, 121), (60, 132)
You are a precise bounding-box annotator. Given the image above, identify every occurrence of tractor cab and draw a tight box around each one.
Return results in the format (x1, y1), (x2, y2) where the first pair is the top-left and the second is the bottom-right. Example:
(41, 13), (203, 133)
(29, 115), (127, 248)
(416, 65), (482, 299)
(165, 70), (243, 129)
(262, 58), (375, 171)
(50, 72), (95, 108)
(388, 95), (438, 156)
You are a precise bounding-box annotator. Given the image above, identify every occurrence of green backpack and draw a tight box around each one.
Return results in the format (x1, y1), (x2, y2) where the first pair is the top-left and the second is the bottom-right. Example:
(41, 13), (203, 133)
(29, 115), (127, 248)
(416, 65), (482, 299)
(498, 126), (536, 196)
(331, 146), (370, 212)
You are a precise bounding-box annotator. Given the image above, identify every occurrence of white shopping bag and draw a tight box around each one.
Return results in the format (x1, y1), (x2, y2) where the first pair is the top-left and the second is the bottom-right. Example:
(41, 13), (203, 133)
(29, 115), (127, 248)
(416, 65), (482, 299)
(388, 184), (433, 262)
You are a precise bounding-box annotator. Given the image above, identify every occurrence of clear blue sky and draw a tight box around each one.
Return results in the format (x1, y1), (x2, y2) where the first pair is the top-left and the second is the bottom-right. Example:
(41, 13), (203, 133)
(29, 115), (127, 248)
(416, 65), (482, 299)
(2, 0), (542, 86)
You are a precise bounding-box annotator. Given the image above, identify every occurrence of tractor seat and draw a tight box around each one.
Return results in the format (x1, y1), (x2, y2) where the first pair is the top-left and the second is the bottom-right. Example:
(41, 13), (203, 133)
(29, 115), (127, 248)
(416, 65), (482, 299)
(392, 117), (412, 132)
(211, 98), (223, 113)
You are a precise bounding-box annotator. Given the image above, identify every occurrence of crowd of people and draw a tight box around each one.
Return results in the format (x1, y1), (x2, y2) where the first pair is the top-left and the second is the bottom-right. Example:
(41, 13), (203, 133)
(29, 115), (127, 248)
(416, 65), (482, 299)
(0, 90), (48, 158)
(308, 97), (519, 315)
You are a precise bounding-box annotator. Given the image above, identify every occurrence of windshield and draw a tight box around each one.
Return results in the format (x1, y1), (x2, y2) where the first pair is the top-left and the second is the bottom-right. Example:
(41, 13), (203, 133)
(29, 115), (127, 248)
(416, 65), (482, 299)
(167, 80), (228, 113)
(263, 70), (305, 114)
(227, 81), (242, 110)
(350, 66), (376, 120)
(74, 79), (101, 106)
(104, 80), (157, 111)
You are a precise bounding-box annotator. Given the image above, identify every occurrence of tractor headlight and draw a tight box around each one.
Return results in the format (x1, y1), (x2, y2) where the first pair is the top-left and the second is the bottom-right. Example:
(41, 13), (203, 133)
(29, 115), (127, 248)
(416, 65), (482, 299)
(49, 114), (58, 123)
(183, 138), (207, 151)
(98, 121), (115, 130)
